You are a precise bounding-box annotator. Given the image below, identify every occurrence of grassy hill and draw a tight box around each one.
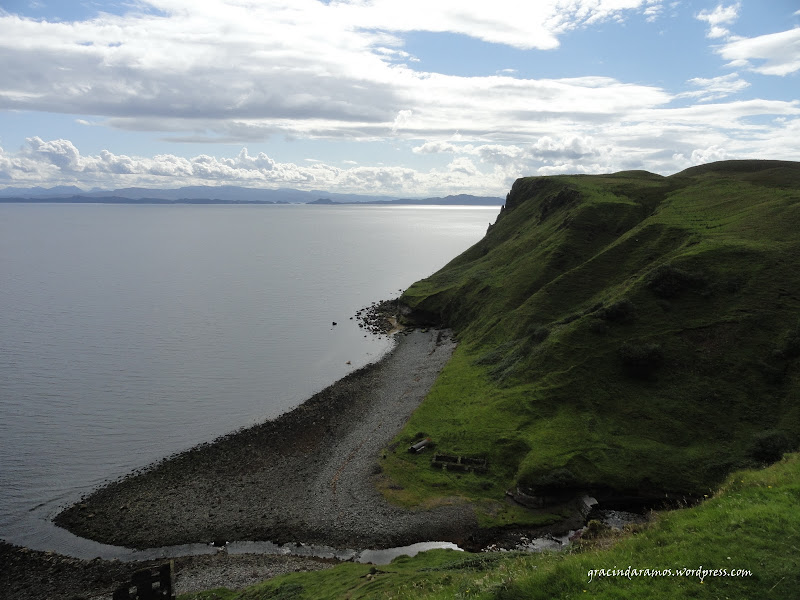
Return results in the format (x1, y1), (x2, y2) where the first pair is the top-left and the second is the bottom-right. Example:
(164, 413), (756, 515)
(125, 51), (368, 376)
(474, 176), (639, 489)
(378, 160), (800, 521)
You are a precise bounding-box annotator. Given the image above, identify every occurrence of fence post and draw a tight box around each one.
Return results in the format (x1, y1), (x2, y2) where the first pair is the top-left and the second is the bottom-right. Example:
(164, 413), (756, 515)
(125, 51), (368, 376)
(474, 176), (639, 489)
(112, 561), (175, 599)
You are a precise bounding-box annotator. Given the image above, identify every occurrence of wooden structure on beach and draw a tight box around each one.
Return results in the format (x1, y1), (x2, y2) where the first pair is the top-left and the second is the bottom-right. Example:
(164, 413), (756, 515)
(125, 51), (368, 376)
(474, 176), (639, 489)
(112, 561), (175, 600)
(430, 453), (488, 474)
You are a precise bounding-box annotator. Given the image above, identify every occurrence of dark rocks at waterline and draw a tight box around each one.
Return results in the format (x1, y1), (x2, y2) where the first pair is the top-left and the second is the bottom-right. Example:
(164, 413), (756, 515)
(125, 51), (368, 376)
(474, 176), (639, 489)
(355, 299), (402, 335)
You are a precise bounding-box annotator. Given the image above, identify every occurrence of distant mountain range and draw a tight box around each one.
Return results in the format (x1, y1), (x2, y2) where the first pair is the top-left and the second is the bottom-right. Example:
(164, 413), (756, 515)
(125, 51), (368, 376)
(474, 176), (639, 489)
(308, 194), (503, 206)
(0, 185), (504, 206)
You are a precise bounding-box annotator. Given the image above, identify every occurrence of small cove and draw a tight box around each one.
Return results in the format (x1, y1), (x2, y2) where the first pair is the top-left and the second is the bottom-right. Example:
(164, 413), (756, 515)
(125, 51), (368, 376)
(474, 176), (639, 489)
(2, 202), (648, 569)
(0, 203), (500, 556)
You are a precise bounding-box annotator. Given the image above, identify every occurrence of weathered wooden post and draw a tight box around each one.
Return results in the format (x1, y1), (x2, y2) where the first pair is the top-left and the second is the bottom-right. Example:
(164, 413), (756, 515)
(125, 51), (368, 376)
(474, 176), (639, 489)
(112, 560), (175, 599)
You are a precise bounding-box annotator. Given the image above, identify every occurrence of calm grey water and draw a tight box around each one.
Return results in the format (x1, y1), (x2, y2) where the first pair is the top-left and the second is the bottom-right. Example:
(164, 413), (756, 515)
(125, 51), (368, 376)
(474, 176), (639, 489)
(0, 202), (500, 557)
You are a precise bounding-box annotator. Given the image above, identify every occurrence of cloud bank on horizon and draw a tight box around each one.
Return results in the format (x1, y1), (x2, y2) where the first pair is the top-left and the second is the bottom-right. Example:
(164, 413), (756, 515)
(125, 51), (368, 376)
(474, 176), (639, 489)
(0, 0), (798, 196)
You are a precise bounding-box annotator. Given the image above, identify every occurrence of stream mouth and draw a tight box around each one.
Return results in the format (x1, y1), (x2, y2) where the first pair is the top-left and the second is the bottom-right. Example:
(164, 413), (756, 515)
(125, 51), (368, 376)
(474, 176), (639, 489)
(14, 486), (653, 568)
(18, 499), (467, 565)
(15, 492), (650, 567)
(224, 540), (463, 564)
(22, 525), (464, 566)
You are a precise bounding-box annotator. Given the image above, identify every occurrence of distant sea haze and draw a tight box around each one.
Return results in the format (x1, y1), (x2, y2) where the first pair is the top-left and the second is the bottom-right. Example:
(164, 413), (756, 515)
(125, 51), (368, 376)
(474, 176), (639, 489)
(0, 202), (500, 557)
(0, 184), (504, 205)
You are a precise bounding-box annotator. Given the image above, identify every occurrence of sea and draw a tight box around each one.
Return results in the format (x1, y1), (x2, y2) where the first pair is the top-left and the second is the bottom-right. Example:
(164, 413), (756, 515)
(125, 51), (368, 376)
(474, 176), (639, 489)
(0, 202), (500, 558)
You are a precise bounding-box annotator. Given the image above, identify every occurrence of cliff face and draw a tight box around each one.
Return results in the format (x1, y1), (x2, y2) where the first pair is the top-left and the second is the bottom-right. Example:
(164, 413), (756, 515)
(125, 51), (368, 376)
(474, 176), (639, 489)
(501, 175), (582, 214)
(394, 160), (800, 501)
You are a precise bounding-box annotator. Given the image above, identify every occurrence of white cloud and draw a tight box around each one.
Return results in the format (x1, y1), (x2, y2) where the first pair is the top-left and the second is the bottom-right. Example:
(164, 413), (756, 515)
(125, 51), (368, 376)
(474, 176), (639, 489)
(680, 72), (750, 102)
(412, 141), (459, 154)
(716, 28), (800, 76)
(14, 138), (309, 184)
(330, 0), (663, 51)
(391, 110), (414, 134)
(0, 137), (509, 195)
(634, 98), (800, 126)
(696, 2), (740, 39)
(536, 162), (613, 176)
(411, 138), (604, 166)
(670, 145), (731, 168)
(28, 137), (83, 170)
(0, 143), (58, 182)
(0, 2), (402, 130)
(531, 136), (604, 160)
(643, 0), (666, 22)
(0, 0), (672, 146)
(474, 144), (527, 166)
(229, 148), (277, 171)
(690, 145), (729, 164)
(447, 157), (480, 176)
(3, 118), (799, 196)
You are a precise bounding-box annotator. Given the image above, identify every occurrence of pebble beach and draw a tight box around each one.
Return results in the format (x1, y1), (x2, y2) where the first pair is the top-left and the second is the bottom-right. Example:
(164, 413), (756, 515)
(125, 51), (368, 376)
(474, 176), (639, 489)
(3, 327), (476, 598)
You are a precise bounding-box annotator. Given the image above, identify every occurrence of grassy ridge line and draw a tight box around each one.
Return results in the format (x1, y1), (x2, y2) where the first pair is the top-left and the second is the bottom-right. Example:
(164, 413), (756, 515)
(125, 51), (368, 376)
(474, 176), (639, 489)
(179, 452), (800, 599)
(381, 160), (800, 516)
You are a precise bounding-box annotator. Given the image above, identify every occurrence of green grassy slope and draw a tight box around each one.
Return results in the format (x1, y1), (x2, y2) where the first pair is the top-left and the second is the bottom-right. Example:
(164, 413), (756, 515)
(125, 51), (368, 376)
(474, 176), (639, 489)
(382, 160), (800, 513)
(180, 452), (800, 599)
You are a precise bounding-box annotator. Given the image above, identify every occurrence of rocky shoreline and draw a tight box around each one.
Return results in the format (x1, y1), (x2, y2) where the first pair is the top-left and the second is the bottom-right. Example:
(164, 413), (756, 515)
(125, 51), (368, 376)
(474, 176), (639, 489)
(55, 328), (473, 550)
(0, 540), (336, 599)
(16, 326), (475, 598)
(3, 323), (639, 598)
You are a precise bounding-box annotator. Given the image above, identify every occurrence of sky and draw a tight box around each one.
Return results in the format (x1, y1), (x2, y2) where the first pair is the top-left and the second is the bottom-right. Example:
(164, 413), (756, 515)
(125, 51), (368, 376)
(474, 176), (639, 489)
(0, 0), (798, 196)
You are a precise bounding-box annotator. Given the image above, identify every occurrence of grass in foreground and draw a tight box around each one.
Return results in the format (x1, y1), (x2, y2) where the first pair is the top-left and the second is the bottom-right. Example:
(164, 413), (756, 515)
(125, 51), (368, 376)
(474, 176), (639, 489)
(180, 452), (800, 599)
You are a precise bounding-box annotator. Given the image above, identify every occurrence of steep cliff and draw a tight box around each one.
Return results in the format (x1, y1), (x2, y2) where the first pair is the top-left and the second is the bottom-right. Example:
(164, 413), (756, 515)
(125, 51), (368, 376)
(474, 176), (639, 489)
(389, 160), (800, 509)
